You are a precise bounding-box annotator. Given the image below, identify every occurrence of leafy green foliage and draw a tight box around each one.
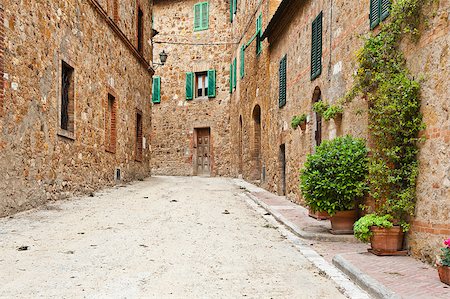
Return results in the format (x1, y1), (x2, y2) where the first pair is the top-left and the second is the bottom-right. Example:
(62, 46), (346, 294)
(300, 136), (369, 216)
(341, 0), (426, 229)
(441, 239), (450, 267)
(313, 102), (344, 121)
(291, 114), (307, 130)
(353, 214), (394, 242)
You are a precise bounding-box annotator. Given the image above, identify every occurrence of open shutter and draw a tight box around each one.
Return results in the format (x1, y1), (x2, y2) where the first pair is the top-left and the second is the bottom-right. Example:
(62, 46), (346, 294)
(311, 12), (322, 80)
(152, 76), (161, 103)
(370, 0), (380, 30)
(256, 14), (262, 55)
(240, 46), (245, 79)
(194, 4), (201, 31)
(230, 0), (234, 22)
(279, 56), (287, 108)
(381, 0), (390, 21)
(233, 58), (237, 89)
(201, 2), (209, 30)
(207, 70), (216, 98)
(229, 64), (233, 93)
(186, 72), (194, 100)
(233, 0), (237, 14)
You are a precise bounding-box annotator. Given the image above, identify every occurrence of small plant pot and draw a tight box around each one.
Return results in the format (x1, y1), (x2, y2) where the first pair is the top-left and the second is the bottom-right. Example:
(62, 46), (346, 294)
(308, 208), (330, 220)
(330, 210), (358, 235)
(299, 122), (307, 131)
(370, 226), (404, 254)
(438, 265), (450, 286)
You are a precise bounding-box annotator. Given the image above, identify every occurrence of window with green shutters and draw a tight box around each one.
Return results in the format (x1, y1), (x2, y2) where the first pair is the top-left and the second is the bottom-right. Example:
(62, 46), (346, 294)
(279, 55), (287, 108)
(233, 58), (237, 90)
(311, 11), (323, 81)
(256, 13), (262, 55)
(152, 76), (161, 103)
(229, 63), (233, 93)
(230, 0), (237, 22)
(194, 2), (209, 31)
(240, 46), (245, 79)
(186, 72), (194, 100)
(370, 0), (390, 30)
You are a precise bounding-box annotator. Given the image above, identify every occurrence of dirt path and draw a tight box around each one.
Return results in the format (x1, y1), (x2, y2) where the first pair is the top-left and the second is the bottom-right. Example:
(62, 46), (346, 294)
(0, 176), (348, 298)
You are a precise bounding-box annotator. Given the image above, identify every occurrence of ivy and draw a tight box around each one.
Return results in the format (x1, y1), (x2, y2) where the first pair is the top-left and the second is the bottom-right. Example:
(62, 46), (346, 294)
(340, 0), (426, 228)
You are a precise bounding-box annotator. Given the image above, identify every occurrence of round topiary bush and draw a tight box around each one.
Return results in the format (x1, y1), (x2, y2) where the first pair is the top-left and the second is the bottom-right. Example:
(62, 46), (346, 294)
(300, 135), (369, 215)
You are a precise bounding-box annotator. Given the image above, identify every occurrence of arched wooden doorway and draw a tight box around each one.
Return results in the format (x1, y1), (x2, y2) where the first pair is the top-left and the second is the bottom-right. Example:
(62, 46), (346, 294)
(312, 87), (322, 152)
(252, 105), (262, 181)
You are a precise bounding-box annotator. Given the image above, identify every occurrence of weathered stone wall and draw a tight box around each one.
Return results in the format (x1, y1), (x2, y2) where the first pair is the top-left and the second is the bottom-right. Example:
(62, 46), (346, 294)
(0, 0), (154, 217)
(233, 0), (449, 263)
(151, 0), (232, 176)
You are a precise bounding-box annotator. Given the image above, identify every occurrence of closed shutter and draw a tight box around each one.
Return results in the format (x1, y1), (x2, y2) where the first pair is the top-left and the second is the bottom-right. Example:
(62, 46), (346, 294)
(186, 72), (194, 100)
(279, 55), (287, 108)
(311, 12), (322, 80)
(381, 0), (390, 21)
(256, 14), (262, 55)
(201, 2), (209, 30)
(370, 0), (380, 29)
(207, 70), (216, 98)
(152, 76), (161, 103)
(233, 58), (237, 89)
(230, 0), (234, 22)
(240, 46), (245, 79)
(233, 0), (237, 14)
(194, 4), (201, 31)
(230, 63), (233, 93)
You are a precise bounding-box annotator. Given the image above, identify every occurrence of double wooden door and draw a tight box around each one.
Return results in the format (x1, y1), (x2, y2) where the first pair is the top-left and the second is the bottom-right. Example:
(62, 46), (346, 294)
(196, 128), (211, 176)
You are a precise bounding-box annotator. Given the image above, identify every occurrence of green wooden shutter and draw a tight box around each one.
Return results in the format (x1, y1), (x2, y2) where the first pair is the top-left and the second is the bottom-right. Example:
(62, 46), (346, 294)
(194, 4), (201, 31)
(186, 72), (194, 100)
(233, 0), (237, 14)
(279, 56), (287, 108)
(233, 58), (237, 89)
(380, 0), (390, 21)
(370, 0), (380, 30)
(207, 70), (216, 98)
(311, 12), (322, 80)
(256, 14), (262, 55)
(201, 2), (209, 30)
(230, 0), (234, 22)
(240, 46), (245, 79)
(152, 76), (161, 103)
(229, 63), (233, 93)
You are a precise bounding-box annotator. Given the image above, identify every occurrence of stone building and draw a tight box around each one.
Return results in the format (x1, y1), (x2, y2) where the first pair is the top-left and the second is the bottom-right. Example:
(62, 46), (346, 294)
(152, 0), (449, 262)
(0, 0), (154, 216)
(151, 0), (233, 177)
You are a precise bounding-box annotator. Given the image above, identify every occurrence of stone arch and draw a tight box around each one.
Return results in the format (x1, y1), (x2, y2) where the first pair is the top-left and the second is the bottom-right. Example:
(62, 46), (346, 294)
(252, 105), (262, 181)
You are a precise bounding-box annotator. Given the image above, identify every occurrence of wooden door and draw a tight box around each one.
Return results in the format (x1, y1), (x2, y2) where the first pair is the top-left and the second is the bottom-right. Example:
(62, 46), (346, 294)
(196, 128), (211, 176)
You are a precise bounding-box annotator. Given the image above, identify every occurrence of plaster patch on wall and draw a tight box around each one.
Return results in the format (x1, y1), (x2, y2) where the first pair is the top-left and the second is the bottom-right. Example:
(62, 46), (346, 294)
(333, 61), (343, 75)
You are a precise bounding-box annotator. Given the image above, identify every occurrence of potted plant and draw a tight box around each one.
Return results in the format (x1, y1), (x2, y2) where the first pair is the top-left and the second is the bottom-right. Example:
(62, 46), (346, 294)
(300, 135), (369, 234)
(437, 238), (450, 285)
(291, 114), (307, 131)
(354, 214), (404, 254)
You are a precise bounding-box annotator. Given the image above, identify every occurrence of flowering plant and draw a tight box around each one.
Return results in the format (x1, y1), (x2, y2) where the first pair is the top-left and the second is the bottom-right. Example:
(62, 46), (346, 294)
(439, 239), (450, 267)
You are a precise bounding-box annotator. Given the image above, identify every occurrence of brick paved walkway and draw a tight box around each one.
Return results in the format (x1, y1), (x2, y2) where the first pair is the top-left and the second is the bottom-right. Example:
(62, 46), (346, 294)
(240, 181), (450, 299)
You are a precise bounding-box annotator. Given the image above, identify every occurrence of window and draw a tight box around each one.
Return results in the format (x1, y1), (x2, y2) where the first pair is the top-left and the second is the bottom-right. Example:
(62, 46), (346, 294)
(370, 0), (390, 29)
(230, 0), (237, 22)
(137, 7), (144, 54)
(279, 55), (287, 108)
(194, 2), (209, 31)
(256, 13), (262, 55)
(105, 93), (117, 153)
(152, 76), (161, 103)
(311, 12), (323, 81)
(60, 61), (75, 133)
(135, 111), (143, 162)
(186, 70), (216, 99)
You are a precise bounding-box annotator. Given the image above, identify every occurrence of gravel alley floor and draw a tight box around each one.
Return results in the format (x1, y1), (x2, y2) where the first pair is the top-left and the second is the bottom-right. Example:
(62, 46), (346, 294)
(1, 176), (350, 299)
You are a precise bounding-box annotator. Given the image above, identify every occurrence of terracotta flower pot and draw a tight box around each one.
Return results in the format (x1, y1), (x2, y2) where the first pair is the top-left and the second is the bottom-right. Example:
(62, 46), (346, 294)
(370, 226), (404, 253)
(299, 122), (307, 131)
(330, 210), (358, 235)
(438, 265), (450, 286)
(308, 208), (330, 220)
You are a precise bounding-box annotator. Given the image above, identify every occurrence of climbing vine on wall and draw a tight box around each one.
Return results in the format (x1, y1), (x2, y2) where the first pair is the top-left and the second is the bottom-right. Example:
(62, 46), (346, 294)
(342, 0), (427, 228)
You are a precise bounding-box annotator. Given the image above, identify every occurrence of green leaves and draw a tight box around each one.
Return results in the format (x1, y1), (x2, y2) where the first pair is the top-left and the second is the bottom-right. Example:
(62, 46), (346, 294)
(299, 136), (369, 216)
(354, 214), (394, 242)
(291, 114), (307, 130)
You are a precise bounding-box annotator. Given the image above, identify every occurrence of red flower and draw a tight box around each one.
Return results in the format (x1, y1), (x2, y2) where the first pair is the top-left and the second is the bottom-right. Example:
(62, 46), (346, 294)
(444, 238), (450, 247)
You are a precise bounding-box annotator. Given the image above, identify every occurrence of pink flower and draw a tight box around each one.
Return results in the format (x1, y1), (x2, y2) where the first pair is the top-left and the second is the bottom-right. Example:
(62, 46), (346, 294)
(444, 239), (450, 247)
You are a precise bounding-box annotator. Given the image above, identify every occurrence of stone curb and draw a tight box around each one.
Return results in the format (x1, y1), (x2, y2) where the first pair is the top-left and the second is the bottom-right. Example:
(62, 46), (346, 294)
(332, 254), (402, 299)
(244, 191), (360, 243)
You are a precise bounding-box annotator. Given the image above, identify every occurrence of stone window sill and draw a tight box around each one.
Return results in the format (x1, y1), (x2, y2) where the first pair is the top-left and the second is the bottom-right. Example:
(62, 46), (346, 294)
(57, 129), (75, 141)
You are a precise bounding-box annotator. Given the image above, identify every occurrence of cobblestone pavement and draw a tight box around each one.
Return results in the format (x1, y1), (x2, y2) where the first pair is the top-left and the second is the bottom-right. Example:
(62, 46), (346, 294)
(1, 176), (351, 298)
